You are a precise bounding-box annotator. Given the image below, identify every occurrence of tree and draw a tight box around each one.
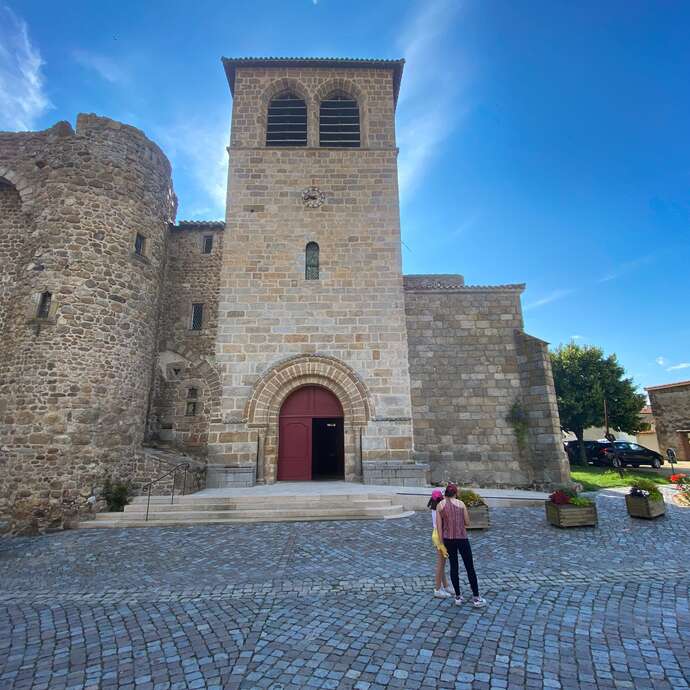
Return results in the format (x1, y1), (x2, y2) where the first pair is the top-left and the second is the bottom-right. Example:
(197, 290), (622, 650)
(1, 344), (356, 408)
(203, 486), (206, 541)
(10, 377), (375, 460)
(550, 343), (646, 465)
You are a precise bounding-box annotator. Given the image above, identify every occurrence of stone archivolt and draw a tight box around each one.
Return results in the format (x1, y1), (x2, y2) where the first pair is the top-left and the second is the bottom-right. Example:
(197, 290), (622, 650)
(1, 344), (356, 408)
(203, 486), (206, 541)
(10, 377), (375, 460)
(241, 355), (373, 484)
(246, 354), (373, 427)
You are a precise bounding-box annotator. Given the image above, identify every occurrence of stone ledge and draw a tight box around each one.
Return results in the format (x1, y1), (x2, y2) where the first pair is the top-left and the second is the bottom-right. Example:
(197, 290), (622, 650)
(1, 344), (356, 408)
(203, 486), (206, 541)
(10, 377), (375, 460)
(206, 466), (256, 488)
(362, 460), (429, 487)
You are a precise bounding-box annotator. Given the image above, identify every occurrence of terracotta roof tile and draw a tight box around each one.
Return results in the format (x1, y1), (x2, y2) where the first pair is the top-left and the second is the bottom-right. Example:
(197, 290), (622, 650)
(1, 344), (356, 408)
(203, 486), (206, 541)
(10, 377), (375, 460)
(173, 220), (225, 230)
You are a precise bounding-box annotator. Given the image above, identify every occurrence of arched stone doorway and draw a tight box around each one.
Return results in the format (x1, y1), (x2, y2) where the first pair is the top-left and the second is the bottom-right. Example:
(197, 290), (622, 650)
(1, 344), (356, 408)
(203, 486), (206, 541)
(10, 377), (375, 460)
(245, 354), (373, 484)
(278, 386), (344, 481)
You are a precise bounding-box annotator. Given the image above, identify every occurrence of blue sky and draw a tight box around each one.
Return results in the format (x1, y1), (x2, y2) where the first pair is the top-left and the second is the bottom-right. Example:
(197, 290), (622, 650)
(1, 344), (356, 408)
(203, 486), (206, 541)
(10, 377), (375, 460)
(1, 0), (688, 392)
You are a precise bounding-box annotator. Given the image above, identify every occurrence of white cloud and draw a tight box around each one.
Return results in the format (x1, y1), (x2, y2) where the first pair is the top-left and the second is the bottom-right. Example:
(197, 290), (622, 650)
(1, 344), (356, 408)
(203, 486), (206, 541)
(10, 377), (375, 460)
(571, 335), (584, 341)
(396, 0), (465, 200)
(0, 6), (51, 130)
(524, 288), (574, 311)
(597, 254), (655, 283)
(667, 362), (690, 371)
(154, 117), (229, 219)
(656, 356), (667, 366)
(449, 212), (479, 238)
(72, 49), (127, 84)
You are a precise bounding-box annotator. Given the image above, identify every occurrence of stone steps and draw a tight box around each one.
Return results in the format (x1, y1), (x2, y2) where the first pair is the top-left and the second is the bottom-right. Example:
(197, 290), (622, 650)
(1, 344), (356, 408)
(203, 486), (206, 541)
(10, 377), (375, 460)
(127, 493), (392, 507)
(81, 494), (410, 528)
(121, 498), (395, 513)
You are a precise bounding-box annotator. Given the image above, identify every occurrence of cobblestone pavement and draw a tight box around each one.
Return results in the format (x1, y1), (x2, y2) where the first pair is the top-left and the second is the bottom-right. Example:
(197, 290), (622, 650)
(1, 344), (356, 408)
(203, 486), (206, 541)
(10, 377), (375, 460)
(1, 494), (689, 689)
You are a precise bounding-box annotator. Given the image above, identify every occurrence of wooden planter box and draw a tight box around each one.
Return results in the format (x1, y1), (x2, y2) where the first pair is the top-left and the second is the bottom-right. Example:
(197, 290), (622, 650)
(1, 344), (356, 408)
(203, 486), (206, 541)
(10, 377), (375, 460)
(545, 501), (597, 528)
(625, 495), (666, 519)
(467, 504), (489, 529)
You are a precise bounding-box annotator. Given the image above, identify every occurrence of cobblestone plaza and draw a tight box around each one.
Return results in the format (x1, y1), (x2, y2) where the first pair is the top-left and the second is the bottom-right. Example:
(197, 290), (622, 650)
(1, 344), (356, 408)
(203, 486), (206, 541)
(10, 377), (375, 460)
(1, 494), (689, 690)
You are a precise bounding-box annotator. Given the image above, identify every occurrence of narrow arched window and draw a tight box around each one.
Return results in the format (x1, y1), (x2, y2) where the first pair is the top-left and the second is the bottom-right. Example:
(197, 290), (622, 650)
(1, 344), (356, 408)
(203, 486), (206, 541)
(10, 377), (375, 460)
(266, 91), (307, 147)
(37, 291), (52, 319)
(305, 242), (319, 280)
(320, 91), (360, 147)
(185, 387), (199, 416)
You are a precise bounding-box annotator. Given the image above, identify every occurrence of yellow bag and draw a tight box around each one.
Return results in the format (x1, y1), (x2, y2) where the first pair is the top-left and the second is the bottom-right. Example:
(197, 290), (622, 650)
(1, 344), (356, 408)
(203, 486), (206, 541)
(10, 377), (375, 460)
(432, 528), (448, 558)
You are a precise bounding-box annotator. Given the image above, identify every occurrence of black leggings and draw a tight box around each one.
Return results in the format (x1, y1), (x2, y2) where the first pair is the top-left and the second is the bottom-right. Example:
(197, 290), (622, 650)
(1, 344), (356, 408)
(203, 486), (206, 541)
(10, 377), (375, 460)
(444, 538), (479, 597)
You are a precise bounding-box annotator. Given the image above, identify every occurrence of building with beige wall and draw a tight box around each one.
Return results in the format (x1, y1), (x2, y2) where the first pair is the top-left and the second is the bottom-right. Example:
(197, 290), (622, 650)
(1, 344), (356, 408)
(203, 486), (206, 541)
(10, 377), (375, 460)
(0, 57), (569, 532)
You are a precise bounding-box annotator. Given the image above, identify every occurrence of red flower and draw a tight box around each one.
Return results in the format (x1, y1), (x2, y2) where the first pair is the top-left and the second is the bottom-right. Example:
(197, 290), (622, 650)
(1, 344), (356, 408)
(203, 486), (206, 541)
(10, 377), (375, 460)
(669, 473), (687, 483)
(549, 490), (572, 505)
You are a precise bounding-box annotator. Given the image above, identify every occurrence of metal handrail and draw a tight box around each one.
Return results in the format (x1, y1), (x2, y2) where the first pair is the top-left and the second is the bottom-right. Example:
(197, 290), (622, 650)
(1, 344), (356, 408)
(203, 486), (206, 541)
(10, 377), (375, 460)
(144, 462), (190, 521)
(144, 447), (191, 470)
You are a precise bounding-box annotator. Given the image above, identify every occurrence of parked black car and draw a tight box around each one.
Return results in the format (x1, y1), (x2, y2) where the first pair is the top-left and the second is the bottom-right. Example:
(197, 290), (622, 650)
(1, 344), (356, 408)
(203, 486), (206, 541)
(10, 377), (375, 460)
(564, 440), (611, 464)
(602, 442), (664, 469)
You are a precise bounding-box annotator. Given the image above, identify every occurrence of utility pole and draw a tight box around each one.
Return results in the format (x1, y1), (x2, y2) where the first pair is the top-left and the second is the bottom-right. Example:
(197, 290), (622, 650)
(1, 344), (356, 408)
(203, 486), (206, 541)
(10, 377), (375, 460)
(604, 397), (609, 438)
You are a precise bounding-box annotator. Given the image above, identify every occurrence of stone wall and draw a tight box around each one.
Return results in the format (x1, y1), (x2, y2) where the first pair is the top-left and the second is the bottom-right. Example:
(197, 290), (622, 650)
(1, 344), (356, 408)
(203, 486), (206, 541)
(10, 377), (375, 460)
(212, 63), (415, 483)
(0, 180), (29, 336)
(150, 222), (224, 456)
(0, 115), (176, 532)
(404, 276), (568, 488)
(647, 382), (690, 461)
(515, 331), (570, 485)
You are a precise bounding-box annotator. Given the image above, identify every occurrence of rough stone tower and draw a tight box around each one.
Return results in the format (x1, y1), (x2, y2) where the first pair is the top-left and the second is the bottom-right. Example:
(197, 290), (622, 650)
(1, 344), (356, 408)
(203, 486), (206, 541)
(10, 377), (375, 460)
(0, 115), (176, 531)
(209, 58), (424, 486)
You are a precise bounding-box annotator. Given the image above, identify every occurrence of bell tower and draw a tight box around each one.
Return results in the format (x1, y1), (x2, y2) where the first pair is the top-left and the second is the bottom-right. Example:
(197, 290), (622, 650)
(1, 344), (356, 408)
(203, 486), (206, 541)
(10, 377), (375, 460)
(208, 58), (425, 487)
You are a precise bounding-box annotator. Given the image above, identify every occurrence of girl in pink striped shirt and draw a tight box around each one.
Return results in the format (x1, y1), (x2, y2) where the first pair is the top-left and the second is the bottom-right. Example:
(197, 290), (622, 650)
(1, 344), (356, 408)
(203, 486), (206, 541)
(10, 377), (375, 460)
(435, 483), (486, 607)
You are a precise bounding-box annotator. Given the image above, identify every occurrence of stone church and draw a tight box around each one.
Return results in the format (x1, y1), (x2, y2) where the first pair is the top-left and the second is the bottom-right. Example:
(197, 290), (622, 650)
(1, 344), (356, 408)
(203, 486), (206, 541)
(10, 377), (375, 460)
(0, 57), (568, 530)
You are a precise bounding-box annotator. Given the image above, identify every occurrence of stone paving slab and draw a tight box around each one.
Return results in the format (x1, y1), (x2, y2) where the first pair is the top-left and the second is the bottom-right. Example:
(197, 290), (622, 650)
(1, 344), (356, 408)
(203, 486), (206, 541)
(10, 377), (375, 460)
(1, 495), (690, 689)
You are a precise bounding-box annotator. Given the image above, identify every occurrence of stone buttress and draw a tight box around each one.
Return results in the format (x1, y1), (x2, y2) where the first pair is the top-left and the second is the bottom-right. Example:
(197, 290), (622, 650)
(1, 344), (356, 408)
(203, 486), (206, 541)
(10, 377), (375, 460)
(404, 275), (569, 489)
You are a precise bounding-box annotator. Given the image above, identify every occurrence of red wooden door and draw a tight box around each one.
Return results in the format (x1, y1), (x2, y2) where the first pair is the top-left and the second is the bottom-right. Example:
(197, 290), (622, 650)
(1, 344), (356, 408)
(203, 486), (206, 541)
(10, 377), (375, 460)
(278, 418), (311, 480)
(278, 386), (343, 481)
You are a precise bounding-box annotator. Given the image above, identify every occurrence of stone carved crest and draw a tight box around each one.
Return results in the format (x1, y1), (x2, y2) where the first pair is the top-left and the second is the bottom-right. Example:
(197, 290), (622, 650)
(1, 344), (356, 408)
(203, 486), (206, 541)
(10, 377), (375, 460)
(301, 187), (325, 208)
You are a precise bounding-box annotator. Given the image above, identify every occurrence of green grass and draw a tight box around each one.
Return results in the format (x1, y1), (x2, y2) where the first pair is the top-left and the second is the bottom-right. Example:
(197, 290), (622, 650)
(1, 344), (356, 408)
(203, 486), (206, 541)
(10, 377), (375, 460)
(570, 465), (669, 492)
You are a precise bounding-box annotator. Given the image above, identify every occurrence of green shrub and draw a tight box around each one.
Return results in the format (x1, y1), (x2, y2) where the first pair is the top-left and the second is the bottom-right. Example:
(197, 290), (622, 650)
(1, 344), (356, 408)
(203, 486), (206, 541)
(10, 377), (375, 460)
(506, 401), (529, 450)
(569, 496), (594, 507)
(457, 490), (486, 507)
(629, 478), (663, 502)
(100, 477), (133, 512)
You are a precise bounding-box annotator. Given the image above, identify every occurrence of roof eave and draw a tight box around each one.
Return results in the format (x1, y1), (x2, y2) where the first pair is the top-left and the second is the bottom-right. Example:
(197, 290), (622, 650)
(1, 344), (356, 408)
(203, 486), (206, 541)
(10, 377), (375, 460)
(221, 57), (405, 105)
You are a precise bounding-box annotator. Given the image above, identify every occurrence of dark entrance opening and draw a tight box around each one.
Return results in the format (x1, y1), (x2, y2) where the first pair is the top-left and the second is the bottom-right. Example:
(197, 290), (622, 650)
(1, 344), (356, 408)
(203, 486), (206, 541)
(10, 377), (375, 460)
(312, 418), (344, 480)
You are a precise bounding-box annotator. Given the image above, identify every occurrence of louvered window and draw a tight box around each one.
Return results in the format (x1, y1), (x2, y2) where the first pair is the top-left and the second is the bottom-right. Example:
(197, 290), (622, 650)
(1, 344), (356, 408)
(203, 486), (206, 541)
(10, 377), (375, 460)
(202, 235), (213, 254)
(305, 242), (319, 280)
(266, 91), (307, 147)
(320, 92), (360, 148)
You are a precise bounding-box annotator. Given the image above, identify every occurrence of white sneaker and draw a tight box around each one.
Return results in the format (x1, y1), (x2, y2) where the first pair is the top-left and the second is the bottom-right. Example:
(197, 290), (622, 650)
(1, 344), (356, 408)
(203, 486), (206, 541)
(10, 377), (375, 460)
(443, 585), (455, 596)
(472, 596), (487, 608)
(454, 594), (465, 605)
(434, 588), (452, 599)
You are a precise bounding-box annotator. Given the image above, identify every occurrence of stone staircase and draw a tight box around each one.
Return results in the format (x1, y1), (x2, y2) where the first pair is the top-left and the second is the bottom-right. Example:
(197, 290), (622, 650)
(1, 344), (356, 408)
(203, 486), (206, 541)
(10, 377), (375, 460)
(81, 493), (410, 528)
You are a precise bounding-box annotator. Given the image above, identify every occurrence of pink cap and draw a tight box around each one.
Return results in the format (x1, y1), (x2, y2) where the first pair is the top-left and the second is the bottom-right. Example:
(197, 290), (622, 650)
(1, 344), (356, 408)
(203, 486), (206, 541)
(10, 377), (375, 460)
(431, 489), (443, 500)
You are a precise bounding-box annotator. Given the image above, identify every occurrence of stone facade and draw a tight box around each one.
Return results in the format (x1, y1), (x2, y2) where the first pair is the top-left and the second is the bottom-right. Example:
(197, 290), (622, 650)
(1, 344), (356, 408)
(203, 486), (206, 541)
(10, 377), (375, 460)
(0, 115), (176, 532)
(0, 58), (568, 532)
(210, 59), (417, 487)
(405, 276), (568, 487)
(647, 380), (690, 461)
(150, 220), (225, 456)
